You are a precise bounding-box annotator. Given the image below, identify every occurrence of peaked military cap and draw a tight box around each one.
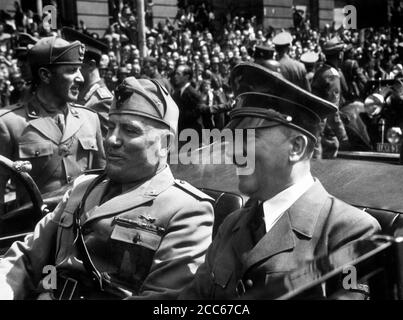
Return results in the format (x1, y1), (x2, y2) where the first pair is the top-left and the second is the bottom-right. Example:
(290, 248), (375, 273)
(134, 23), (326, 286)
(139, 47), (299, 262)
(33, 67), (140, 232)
(323, 37), (345, 55)
(272, 32), (293, 47)
(300, 51), (319, 65)
(62, 27), (108, 62)
(28, 36), (85, 67)
(254, 45), (275, 60)
(111, 77), (179, 134)
(227, 62), (338, 141)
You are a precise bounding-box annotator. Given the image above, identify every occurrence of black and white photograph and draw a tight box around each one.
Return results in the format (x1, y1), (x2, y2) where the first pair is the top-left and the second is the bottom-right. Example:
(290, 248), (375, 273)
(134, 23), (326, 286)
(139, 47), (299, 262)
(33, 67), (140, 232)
(0, 0), (402, 308)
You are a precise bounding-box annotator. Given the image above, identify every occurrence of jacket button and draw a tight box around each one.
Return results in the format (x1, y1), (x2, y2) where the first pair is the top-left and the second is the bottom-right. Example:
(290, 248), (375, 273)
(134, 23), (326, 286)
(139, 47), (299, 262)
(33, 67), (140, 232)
(245, 279), (253, 288)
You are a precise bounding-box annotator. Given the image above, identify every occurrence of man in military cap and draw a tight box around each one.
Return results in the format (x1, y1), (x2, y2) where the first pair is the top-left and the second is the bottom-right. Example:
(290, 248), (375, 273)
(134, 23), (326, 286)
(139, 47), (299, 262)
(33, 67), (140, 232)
(311, 37), (349, 158)
(0, 36), (105, 210)
(180, 63), (380, 300)
(273, 31), (310, 91)
(253, 44), (281, 74)
(0, 77), (214, 300)
(300, 51), (319, 84)
(62, 27), (113, 138)
(14, 32), (38, 103)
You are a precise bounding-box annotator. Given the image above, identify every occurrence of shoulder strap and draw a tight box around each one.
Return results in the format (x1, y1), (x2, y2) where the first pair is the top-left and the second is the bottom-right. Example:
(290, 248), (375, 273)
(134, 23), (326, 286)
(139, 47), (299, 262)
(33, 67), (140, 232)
(72, 173), (131, 298)
(173, 179), (214, 203)
(0, 103), (24, 117)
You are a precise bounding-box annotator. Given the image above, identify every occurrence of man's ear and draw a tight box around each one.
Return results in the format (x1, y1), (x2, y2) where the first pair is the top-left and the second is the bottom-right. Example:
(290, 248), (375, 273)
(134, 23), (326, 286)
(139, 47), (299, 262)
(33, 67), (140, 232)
(289, 134), (308, 162)
(38, 67), (52, 84)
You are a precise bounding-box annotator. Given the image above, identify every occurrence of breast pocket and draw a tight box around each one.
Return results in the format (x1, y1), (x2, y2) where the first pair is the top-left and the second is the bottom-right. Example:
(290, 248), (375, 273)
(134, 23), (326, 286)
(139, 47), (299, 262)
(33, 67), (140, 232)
(78, 136), (98, 152)
(54, 210), (75, 262)
(212, 265), (233, 299)
(18, 141), (53, 159)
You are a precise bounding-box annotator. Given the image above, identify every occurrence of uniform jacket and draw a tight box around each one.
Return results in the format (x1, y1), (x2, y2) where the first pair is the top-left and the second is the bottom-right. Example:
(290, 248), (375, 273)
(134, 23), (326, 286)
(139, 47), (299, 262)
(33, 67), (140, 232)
(0, 166), (214, 300)
(78, 79), (113, 138)
(0, 95), (105, 205)
(278, 55), (311, 92)
(180, 179), (380, 299)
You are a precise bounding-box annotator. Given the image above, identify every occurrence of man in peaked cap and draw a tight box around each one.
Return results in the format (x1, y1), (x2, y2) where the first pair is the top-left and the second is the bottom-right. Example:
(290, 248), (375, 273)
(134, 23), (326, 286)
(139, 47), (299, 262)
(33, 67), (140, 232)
(300, 51), (319, 84)
(312, 36), (349, 158)
(62, 27), (113, 138)
(0, 36), (105, 211)
(253, 44), (282, 74)
(180, 62), (380, 300)
(273, 31), (311, 91)
(0, 77), (214, 300)
(13, 32), (38, 103)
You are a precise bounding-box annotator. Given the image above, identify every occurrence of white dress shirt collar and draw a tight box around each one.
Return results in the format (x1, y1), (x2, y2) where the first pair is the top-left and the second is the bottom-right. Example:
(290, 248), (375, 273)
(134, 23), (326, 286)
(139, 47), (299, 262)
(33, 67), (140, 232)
(262, 174), (315, 233)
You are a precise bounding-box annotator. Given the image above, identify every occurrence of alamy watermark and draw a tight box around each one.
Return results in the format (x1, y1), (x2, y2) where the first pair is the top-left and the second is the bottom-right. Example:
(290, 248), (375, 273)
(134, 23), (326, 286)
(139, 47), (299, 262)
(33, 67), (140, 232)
(42, 5), (57, 30)
(343, 5), (357, 30)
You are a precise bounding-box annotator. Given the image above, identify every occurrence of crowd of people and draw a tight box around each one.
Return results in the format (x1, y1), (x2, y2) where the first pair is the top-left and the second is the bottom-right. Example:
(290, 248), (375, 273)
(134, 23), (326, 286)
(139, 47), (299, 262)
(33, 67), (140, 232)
(0, 0), (395, 301)
(0, 1), (402, 107)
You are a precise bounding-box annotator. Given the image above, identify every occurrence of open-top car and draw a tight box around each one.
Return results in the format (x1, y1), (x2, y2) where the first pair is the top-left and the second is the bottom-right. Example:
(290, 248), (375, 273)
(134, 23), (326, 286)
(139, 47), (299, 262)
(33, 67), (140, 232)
(1, 140), (403, 299)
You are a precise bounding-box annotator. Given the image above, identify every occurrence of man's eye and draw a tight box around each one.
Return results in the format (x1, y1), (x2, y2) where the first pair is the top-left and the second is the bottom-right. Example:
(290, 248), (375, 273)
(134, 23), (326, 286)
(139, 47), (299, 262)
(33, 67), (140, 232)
(122, 124), (141, 134)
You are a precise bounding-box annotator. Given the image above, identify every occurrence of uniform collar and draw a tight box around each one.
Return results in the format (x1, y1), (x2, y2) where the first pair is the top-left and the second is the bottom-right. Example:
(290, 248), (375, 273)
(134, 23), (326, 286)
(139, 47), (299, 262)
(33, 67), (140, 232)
(262, 174), (314, 233)
(81, 80), (102, 102)
(82, 166), (175, 226)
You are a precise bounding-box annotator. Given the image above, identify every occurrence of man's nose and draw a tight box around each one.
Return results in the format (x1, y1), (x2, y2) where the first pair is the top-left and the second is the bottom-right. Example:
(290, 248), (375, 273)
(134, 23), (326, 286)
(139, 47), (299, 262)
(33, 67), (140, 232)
(75, 69), (84, 84)
(106, 127), (123, 148)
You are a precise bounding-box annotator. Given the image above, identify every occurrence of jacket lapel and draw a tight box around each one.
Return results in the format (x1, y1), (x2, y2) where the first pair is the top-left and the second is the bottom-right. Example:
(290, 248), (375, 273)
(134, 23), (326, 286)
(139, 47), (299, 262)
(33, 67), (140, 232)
(61, 105), (84, 142)
(240, 179), (327, 273)
(242, 211), (295, 273)
(287, 179), (328, 238)
(82, 167), (175, 226)
(231, 201), (260, 265)
(26, 98), (62, 144)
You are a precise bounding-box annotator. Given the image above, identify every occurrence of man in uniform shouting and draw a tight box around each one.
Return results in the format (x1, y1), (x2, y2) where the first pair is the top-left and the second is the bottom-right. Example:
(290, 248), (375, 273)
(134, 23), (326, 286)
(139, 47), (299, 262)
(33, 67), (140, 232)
(0, 77), (214, 300)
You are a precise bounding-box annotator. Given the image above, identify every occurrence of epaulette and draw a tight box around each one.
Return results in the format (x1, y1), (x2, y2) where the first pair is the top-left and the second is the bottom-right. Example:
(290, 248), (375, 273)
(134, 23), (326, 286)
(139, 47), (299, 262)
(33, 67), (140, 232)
(174, 179), (214, 203)
(96, 87), (113, 100)
(0, 103), (25, 117)
(71, 103), (97, 114)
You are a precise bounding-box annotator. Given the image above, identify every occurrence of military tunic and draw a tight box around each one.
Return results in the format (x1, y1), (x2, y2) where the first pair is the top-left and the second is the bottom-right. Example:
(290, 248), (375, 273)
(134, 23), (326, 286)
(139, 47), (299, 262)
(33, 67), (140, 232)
(78, 79), (113, 138)
(0, 166), (214, 299)
(179, 180), (380, 299)
(0, 95), (105, 206)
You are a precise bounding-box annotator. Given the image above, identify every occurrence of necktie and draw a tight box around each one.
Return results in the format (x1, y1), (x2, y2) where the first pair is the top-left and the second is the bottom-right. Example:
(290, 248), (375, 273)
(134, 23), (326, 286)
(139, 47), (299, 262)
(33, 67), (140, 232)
(251, 203), (266, 245)
(56, 113), (65, 133)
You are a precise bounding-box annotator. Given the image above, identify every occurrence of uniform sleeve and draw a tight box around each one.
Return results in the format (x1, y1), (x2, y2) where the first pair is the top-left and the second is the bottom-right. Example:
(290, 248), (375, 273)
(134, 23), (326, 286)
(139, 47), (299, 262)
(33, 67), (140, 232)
(0, 117), (12, 209)
(132, 199), (214, 300)
(0, 192), (70, 299)
(328, 200), (381, 252)
(91, 113), (106, 169)
(177, 219), (226, 300)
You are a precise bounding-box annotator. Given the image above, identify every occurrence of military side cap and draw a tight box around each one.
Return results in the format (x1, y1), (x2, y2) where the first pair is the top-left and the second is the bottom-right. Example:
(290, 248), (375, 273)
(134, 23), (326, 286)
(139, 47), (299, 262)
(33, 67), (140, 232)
(111, 77), (179, 134)
(300, 51), (319, 65)
(28, 36), (85, 67)
(323, 37), (345, 54)
(254, 45), (275, 60)
(227, 62), (338, 141)
(62, 27), (108, 61)
(272, 32), (293, 47)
